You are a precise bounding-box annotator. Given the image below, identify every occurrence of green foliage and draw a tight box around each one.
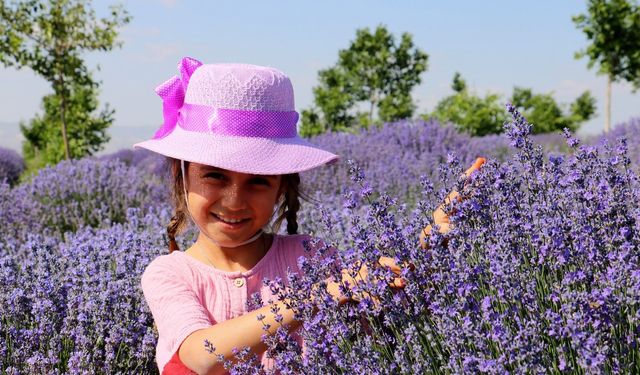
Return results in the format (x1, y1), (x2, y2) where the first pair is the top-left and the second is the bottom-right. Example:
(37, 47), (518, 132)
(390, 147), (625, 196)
(426, 91), (506, 137)
(571, 90), (598, 120)
(300, 25), (428, 137)
(425, 73), (597, 136)
(510, 87), (596, 133)
(21, 80), (114, 171)
(573, 0), (640, 89)
(425, 72), (506, 136)
(0, 0), (130, 162)
(451, 72), (467, 93)
(299, 108), (325, 138)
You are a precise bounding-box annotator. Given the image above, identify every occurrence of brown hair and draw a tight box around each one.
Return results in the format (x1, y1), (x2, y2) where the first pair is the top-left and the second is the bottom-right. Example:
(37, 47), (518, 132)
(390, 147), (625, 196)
(165, 158), (302, 253)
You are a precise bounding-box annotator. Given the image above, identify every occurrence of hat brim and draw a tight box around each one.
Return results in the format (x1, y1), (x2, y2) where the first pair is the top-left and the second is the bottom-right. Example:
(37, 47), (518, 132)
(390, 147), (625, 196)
(133, 125), (339, 175)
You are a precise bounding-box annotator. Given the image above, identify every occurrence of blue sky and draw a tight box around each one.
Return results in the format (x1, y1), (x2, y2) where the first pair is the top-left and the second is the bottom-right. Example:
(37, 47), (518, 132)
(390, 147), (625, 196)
(1, 0), (638, 154)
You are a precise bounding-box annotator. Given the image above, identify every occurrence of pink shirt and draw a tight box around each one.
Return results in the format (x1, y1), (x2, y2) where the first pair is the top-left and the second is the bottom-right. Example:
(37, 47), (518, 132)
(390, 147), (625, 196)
(141, 234), (312, 373)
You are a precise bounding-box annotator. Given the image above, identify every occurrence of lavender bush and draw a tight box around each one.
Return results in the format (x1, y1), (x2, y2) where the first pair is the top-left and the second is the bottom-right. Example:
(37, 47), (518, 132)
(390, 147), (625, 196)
(215, 107), (640, 374)
(0, 208), (173, 373)
(0, 158), (168, 248)
(100, 148), (168, 178)
(302, 119), (495, 201)
(0, 147), (25, 186)
(303, 119), (570, 206)
(599, 117), (640, 168)
(1, 112), (639, 373)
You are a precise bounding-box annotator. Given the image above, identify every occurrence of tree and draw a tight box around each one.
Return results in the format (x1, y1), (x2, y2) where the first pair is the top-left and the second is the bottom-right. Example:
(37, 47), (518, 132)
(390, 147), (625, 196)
(573, 0), (640, 133)
(425, 73), (597, 136)
(425, 73), (506, 136)
(451, 72), (467, 93)
(510, 87), (596, 134)
(300, 25), (428, 137)
(0, 0), (130, 160)
(21, 78), (113, 169)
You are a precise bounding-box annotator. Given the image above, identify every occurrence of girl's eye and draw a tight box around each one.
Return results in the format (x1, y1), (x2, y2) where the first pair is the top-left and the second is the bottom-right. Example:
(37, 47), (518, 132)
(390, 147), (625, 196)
(251, 177), (270, 186)
(204, 172), (225, 180)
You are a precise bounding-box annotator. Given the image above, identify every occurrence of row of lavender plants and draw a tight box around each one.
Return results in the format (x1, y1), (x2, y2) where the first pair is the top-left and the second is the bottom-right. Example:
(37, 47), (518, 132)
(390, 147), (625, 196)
(0, 114), (638, 373)
(254, 109), (640, 374)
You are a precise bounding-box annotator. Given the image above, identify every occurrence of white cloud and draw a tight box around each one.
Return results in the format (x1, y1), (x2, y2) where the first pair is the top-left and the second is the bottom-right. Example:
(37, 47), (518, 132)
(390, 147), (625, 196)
(146, 43), (182, 60)
(552, 78), (602, 101)
(120, 25), (162, 43)
(159, 0), (178, 8)
(125, 43), (182, 63)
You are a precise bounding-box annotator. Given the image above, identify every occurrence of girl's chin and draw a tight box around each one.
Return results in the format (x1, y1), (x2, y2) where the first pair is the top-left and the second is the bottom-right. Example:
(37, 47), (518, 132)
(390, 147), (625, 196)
(200, 226), (262, 246)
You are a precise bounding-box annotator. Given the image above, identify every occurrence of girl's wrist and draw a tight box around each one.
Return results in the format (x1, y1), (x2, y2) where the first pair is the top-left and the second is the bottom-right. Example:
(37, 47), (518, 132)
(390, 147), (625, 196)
(325, 278), (349, 305)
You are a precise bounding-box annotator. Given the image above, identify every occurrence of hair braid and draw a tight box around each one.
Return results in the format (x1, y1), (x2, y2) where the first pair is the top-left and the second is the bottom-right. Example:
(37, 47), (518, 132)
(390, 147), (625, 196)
(165, 158), (190, 253)
(167, 210), (186, 253)
(274, 173), (302, 235)
(285, 177), (301, 234)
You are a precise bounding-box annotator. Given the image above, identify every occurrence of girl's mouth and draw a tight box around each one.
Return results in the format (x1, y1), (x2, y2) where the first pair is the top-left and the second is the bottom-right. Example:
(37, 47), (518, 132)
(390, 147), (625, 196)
(211, 213), (250, 228)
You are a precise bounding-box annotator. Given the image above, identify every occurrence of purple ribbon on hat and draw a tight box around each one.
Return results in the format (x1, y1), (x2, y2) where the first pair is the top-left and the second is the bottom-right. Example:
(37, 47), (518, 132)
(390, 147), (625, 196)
(153, 57), (298, 140)
(153, 57), (202, 139)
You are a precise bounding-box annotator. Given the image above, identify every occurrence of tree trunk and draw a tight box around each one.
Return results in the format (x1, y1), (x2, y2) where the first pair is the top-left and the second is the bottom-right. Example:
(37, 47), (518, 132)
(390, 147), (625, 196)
(605, 75), (612, 134)
(369, 96), (375, 126)
(59, 76), (71, 160)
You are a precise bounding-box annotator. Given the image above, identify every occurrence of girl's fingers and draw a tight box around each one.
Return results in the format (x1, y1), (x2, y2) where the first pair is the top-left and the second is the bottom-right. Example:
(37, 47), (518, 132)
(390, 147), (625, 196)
(378, 256), (401, 274)
(419, 222), (453, 249)
(420, 157), (486, 250)
(463, 157), (486, 179)
(390, 277), (406, 288)
(438, 157), (486, 218)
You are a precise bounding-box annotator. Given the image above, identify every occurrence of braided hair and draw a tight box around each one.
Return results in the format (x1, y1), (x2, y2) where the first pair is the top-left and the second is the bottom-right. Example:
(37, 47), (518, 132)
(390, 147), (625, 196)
(166, 158), (189, 253)
(272, 173), (301, 235)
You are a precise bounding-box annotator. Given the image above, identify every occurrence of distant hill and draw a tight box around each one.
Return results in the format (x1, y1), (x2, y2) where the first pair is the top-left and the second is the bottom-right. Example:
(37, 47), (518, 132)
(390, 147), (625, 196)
(0, 122), (156, 156)
(101, 125), (157, 155)
(0, 122), (22, 152)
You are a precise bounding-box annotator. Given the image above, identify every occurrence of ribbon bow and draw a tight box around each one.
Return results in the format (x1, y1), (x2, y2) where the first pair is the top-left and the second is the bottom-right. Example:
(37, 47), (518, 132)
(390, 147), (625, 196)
(152, 57), (203, 139)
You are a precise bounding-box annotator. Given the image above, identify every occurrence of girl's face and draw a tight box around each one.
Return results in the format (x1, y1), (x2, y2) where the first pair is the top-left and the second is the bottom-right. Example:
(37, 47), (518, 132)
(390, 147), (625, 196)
(185, 163), (283, 246)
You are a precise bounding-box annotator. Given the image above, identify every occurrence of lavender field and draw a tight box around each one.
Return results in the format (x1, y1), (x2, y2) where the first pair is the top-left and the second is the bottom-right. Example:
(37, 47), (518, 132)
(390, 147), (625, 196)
(1, 112), (639, 373)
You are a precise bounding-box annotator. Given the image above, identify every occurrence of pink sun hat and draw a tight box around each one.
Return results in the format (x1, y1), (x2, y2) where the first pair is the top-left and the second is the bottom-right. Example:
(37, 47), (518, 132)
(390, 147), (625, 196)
(134, 57), (339, 174)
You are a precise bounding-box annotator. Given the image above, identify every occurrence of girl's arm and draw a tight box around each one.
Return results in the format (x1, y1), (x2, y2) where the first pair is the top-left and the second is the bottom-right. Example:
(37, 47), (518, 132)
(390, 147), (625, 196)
(420, 157), (486, 249)
(179, 280), (347, 375)
(179, 297), (299, 375)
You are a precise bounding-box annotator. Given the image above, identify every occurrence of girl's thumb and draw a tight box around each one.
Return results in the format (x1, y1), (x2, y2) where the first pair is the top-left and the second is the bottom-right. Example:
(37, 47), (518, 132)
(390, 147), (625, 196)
(464, 157), (486, 178)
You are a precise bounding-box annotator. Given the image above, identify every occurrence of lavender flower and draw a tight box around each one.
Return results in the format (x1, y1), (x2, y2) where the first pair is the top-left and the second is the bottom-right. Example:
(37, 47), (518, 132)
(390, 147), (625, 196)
(235, 107), (640, 373)
(0, 147), (25, 186)
(3, 113), (640, 373)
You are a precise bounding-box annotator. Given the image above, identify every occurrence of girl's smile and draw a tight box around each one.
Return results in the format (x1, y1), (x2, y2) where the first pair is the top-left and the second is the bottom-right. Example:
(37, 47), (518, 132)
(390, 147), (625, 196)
(210, 212), (251, 229)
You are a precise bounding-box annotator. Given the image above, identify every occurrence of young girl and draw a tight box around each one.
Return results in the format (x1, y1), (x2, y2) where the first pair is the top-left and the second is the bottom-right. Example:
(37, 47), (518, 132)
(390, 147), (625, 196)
(136, 57), (484, 375)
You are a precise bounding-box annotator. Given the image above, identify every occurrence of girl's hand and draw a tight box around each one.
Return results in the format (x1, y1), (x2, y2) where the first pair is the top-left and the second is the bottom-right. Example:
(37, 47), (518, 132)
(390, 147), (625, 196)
(419, 157), (486, 249)
(327, 256), (405, 305)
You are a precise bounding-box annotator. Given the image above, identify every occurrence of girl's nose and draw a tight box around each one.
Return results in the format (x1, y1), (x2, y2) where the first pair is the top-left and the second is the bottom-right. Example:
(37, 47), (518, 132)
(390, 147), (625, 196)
(220, 183), (247, 210)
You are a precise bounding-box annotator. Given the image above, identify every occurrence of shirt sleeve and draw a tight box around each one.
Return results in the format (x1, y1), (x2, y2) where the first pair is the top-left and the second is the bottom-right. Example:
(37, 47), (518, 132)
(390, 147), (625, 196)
(141, 255), (213, 357)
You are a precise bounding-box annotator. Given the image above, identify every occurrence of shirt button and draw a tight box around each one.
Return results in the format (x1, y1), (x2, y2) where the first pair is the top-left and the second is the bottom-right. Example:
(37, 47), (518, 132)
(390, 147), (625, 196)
(233, 278), (245, 287)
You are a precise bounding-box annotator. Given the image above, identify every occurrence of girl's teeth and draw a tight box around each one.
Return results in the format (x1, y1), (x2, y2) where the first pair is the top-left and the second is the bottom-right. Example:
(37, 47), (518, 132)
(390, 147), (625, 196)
(217, 215), (243, 224)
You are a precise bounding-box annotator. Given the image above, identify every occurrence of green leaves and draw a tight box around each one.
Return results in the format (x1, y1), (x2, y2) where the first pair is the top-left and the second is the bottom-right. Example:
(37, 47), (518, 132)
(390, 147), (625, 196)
(300, 25), (428, 137)
(21, 79), (114, 171)
(426, 88), (506, 137)
(573, 0), (640, 88)
(426, 74), (597, 136)
(509, 88), (597, 134)
(0, 0), (130, 166)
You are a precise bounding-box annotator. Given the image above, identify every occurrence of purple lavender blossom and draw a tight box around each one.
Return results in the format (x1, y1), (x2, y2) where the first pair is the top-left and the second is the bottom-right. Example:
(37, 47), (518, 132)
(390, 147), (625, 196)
(1, 158), (168, 246)
(3, 112), (640, 373)
(0, 147), (25, 186)
(241, 107), (640, 373)
(0, 209), (171, 373)
(100, 147), (169, 178)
